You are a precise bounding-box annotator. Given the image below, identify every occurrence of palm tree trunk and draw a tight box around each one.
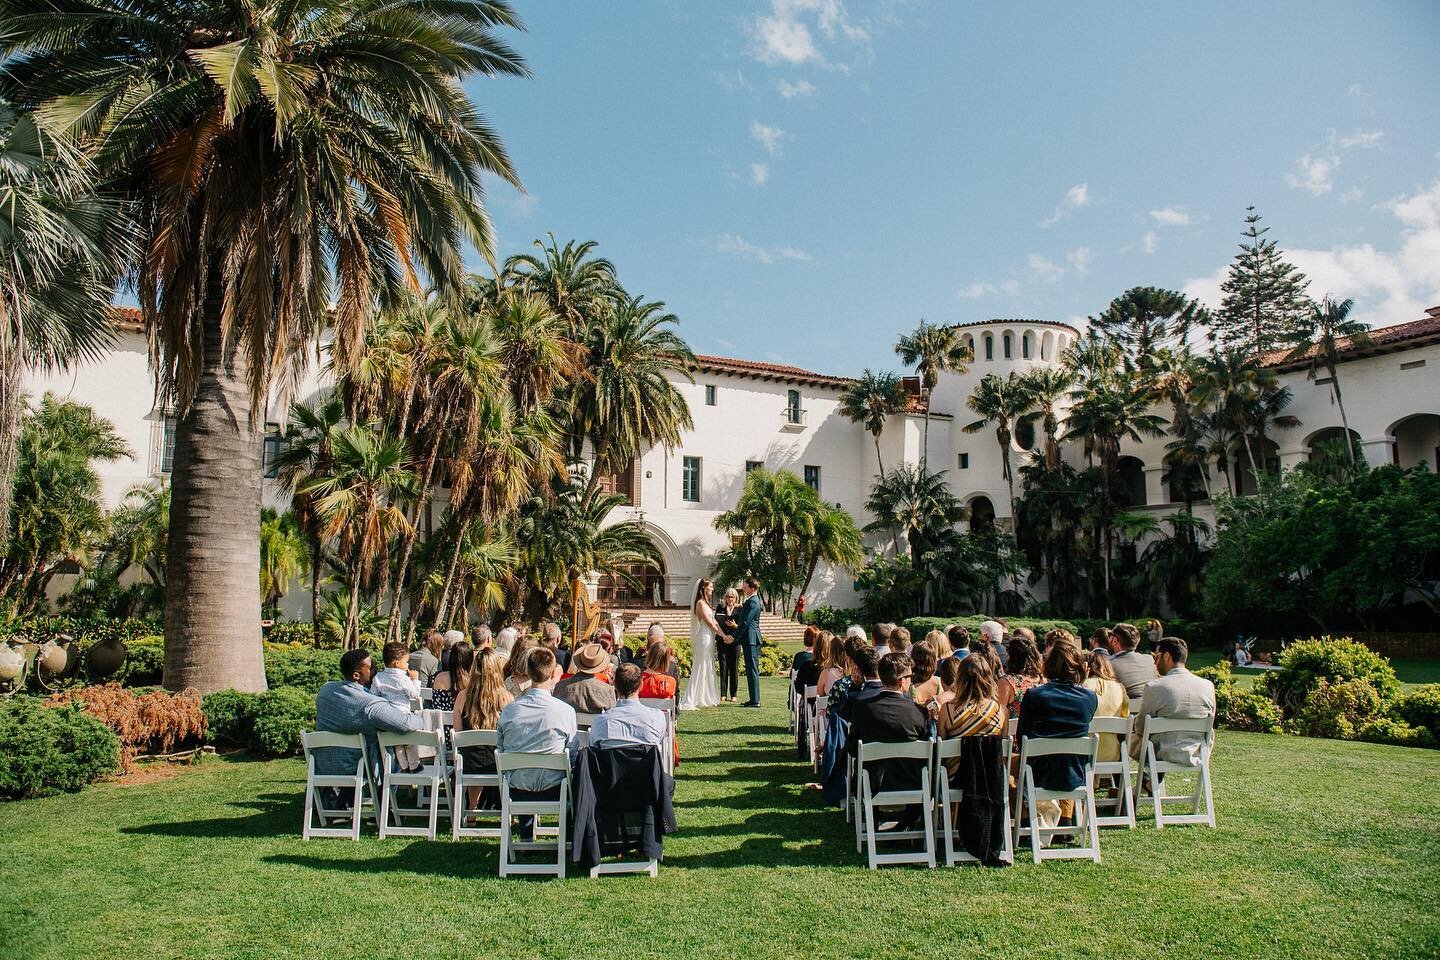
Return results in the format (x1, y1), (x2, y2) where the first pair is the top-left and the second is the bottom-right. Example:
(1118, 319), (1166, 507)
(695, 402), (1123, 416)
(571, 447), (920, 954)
(873, 434), (884, 476)
(342, 564), (363, 651)
(921, 403), (931, 473)
(433, 525), (467, 629)
(386, 451), (439, 642)
(307, 525), (322, 644)
(0, 341), (23, 551)
(162, 277), (268, 694)
(1330, 368), (1357, 466)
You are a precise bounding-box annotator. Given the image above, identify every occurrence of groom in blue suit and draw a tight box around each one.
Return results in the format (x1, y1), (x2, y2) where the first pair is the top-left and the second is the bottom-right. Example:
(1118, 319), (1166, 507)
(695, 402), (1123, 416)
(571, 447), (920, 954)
(734, 576), (764, 707)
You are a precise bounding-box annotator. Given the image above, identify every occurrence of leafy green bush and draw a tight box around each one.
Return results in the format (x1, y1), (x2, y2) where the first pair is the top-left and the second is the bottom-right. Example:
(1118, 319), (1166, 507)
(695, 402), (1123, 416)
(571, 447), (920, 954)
(759, 640), (791, 677)
(1194, 660), (1233, 687)
(803, 606), (863, 635)
(1356, 716), (1435, 749)
(1218, 687), (1284, 734)
(249, 686), (315, 757)
(1269, 637), (1402, 717)
(1288, 678), (1387, 740)
(903, 615), (1081, 639)
(0, 615), (159, 646)
(115, 639), (164, 687)
(264, 622), (325, 647)
(1392, 684), (1440, 741)
(202, 690), (261, 748)
(263, 645), (339, 693)
(0, 697), (120, 799)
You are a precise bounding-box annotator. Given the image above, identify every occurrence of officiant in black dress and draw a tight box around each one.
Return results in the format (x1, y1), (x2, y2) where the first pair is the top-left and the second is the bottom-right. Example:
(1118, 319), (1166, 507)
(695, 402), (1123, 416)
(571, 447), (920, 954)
(715, 586), (741, 703)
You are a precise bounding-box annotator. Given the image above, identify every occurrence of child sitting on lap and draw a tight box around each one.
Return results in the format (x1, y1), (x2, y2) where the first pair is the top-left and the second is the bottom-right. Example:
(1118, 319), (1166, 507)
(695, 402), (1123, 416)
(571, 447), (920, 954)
(371, 640), (423, 772)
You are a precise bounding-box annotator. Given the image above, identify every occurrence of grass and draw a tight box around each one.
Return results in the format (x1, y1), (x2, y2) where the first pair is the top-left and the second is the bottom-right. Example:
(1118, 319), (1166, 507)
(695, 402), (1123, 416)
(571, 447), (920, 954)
(3, 676), (1439, 960)
(1185, 648), (1440, 691)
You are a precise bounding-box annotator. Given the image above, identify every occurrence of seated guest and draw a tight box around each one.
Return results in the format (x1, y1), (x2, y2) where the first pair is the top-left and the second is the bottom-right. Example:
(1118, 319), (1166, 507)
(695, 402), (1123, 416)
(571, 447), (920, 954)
(909, 641), (943, 706)
(933, 657), (961, 711)
(844, 624), (867, 645)
(979, 620), (1008, 671)
(889, 626), (911, 655)
(368, 641), (424, 771)
(409, 630), (445, 687)
(833, 645), (884, 722)
(793, 626), (821, 696)
(453, 647), (512, 809)
(817, 632), (847, 696)
(1015, 639), (1098, 830)
(494, 626), (518, 664)
(594, 628), (622, 674)
(997, 633), (1045, 720)
(794, 626), (819, 673)
(541, 620), (570, 673)
(555, 642), (618, 714)
(1108, 622), (1159, 700)
(442, 629), (464, 669)
(1088, 628), (1111, 657)
(825, 636), (865, 721)
(315, 649), (424, 782)
(1014, 626), (1040, 656)
(964, 633), (1000, 677)
(873, 622), (895, 658)
(845, 653), (930, 793)
(430, 640), (472, 711)
(496, 647), (577, 802)
(1083, 649), (1130, 763)
(949, 625), (972, 661)
(937, 655), (1007, 741)
(638, 641), (678, 701)
(469, 623), (493, 652)
(590, 664), (668, 750)
(504, 636), (537, 697)
(1129, 637), (1217, 766)
(927, 628), (953, 662)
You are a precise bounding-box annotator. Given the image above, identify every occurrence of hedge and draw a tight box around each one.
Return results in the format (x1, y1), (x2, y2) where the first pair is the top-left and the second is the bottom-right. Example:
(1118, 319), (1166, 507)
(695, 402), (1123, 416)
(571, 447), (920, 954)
(619, 635), (791, 677)
(202, 686), (315, 757)
(0, 696), (120, 800)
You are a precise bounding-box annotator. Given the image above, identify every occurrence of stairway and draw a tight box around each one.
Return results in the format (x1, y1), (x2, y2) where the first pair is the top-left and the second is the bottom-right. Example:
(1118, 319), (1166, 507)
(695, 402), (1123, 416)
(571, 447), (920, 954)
(607, 607), (809, 644)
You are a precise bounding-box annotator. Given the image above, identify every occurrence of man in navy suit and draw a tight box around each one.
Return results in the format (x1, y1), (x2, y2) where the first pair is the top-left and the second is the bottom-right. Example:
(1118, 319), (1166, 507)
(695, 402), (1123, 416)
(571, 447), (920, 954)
(734, 576), (764, 707)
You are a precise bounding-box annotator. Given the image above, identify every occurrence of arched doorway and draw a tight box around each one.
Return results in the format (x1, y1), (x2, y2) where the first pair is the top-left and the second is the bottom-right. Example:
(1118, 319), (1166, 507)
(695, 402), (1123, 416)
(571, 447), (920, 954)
(1388, 414), (1440, 469)
(596, 554), (667, 607)
(1234, 439), (1280, 496)
(969, 495), (995, 532)
(1305, 426), (1363, 467)
(1116, 456), (1147, 506)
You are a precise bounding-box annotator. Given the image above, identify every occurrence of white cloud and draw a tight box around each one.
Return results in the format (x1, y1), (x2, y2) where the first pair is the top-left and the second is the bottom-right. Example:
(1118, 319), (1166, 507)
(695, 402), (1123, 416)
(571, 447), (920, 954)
(715, 233), (813, 265)
(1142, 231), (1158, 255)
(957, 282), (997, 300)
(1184, 178), (1440, 329)
(1287, 152), (1340, 195)
(1149, 206), (1192, 227)
(1040, 182), (1090, 227)
(1028, 254), (1065, 283)
(777, 78), (816, 98)
(1336, 129), (1384, 149)
(749, 0), (869, 67)
(751, 121), (786, 157)
(1066, 246), (1092, 278)
(749, 163), (770, 186)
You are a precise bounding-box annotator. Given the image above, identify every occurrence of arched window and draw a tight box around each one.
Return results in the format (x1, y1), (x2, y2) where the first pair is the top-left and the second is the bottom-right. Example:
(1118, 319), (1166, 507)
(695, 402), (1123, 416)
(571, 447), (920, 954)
(969, 496), (995, 532)
(984, 334), (994, 361)
(1003, 333), (1012, 359)
(1022, 332), (1032, 359)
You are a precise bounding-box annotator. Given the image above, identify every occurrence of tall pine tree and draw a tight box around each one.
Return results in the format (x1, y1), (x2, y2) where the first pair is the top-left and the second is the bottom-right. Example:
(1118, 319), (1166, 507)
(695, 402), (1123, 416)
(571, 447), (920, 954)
(1210, 207), (1312, 358)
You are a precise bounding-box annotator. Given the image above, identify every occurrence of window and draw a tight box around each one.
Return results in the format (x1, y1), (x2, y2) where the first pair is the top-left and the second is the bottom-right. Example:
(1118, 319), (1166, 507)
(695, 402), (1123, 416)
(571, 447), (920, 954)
(958, 452), (970, 470)
(1003, 333), (1012, 359)
(745, 459), (764, 474)
(786, 389), (802, 424)
(804, 465), (821, 493)
(160, 415), (177, 474)
(1022, 334), (1031, 359)
(682, 456), (702, 502)
(262, 423), (284, 479)
(705, 384), (717, 406)
(984, 334), (994, 361)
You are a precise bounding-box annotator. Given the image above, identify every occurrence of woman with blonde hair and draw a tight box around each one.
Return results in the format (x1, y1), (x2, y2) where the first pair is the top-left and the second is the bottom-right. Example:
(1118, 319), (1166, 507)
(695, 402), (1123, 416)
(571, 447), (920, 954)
(817, 632), (846, 696)
(504, 635), (536, 697)
(453, 647), (512, 809)
(937, 655), (1007, 740)
(928, 628), (953, 661)
(1083, 649), (1130, 762)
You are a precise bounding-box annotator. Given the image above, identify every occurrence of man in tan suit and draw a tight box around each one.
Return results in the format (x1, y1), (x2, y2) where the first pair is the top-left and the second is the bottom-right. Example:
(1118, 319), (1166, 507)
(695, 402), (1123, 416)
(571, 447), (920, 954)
(1129, 637), (1216, 765)
(1108, 622), (1158, 700)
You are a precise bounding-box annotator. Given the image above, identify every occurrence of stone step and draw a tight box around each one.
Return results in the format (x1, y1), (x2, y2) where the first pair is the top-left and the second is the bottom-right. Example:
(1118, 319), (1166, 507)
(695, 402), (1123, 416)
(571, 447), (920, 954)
(607, 607), (809, 644)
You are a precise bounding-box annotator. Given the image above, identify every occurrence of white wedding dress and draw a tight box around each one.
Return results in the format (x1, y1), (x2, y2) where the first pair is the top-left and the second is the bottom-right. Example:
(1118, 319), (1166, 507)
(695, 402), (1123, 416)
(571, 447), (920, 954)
(680, 602), (721, 710)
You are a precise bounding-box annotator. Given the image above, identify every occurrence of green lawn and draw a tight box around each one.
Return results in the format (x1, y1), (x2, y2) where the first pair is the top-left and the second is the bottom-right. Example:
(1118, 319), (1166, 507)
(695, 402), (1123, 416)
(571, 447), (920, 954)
(4, 677), (1439, 960)
(1186, 648), (1440, 691)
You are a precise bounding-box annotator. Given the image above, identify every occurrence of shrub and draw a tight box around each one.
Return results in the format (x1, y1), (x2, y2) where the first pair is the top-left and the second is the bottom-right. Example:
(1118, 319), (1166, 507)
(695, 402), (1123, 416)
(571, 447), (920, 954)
(265, 622), (327, 647)
(1287, 678), (1387, 740)
(263, 645), (339, 694)
(202, 690), (261, 748)
(115, 639), (164, 687)
(803, 606), (863, 635)
(902, 615), (1081, 640)
(249, 686), (316, 757)
(1218, 687), (1284, 734)
(1392, 684), (1440, 741)
(1269, 637), (1402, 717)
(758, 640), (790, 677)
(1193, 660), (1233, 687)
(0, 697), (120, 799)
(51, 684), (208, 765)
(1356, 716), (1435, 749)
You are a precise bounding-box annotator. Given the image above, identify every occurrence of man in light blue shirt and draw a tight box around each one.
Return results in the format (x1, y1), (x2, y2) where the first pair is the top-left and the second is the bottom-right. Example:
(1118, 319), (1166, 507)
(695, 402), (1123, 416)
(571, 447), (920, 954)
(497, 646), (577, 794)
(314, 649), (424, 781)
(590, 663), (668, 750)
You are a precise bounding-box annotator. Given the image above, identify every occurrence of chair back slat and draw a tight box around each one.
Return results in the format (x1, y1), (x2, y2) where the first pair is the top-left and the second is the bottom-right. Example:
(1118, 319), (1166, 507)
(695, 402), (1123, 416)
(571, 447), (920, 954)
(378, 729), (443, 750)
(1144, 716), (1213, 736)
(302, 731), (365, 752)
(497, 751), (570, 773)
(1089, 716), (1131, 736)
(858, 739), (933, 763)
(1019, 734), (1096, 761)
(451, 729), (497, 749)
(575, 712), (600, 729)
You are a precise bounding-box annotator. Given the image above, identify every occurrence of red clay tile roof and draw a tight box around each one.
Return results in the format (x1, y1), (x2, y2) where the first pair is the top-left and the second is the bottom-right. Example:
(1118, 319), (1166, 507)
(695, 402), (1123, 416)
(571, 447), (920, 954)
(1260, 306), (1440, 370)
(692, 354), (855, 389)
(111, 305), (143, 332)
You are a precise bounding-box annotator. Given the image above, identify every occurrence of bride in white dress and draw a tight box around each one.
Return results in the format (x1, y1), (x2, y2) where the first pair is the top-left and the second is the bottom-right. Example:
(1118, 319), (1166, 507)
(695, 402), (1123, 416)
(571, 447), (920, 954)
(680, 577), (723, 710)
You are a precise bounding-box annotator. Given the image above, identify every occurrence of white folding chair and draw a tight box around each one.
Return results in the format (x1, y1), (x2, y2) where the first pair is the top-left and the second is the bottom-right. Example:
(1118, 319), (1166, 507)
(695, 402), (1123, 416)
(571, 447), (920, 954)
(787, 670), (799, 733)
(586, 744), (664, 879)
(810, 694), (829, 773)
(1134, 716), (1216, 829)
(854, 740), (936, 870)
(451, 729), (502, 840)
(935, 737), (1013, 866)
(640, 698), (677, 777)
(496, 752), (572, 878)
(574, 712), (601, 730)
(301, 732), (374, 840)
(1006, 717), (1019, 739)
(1013, 734), (1101, 865)
(1089, 715), (1136, 829)
(376, 729), (451, 840)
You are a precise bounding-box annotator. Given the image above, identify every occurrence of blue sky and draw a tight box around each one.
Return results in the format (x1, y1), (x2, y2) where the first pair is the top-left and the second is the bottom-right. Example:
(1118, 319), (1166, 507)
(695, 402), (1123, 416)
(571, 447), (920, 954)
(467, 1), (1440, 375)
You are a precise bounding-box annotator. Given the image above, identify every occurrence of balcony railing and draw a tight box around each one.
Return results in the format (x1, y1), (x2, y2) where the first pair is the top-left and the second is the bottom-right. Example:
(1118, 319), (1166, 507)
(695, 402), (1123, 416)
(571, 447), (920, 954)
(782, 406), (807, 430)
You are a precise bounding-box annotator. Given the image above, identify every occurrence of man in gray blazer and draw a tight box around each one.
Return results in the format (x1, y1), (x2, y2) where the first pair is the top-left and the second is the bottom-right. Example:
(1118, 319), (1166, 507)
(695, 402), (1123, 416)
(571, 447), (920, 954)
(315, 649), (424, 780)
(1107, 622), (1158, 700)
(554, 642), (617, 714)
(1129, 637), (1216, 766)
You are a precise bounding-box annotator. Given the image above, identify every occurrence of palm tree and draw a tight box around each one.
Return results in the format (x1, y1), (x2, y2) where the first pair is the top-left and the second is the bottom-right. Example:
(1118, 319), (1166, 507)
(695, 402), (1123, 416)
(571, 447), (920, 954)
(895, 320), (971, 471)
(1018, 367), (1073, 469)
(5, 0), (528, 691)
(274, 395), (345, 630)
(1285, 296), (1371, 466)
(259, 508), (307, 619)
(503, 235), (620, 341)
(1193, 350), (1299, 500)
(302, 425), (416, 649)
(0, 103), (134, 544)
(964, 373), (1031, 520)
(863, 465), (967, 561)
(574, 296), (694, 505)
(838, 370), (908, 476)
(1147, 347), (1203, 438)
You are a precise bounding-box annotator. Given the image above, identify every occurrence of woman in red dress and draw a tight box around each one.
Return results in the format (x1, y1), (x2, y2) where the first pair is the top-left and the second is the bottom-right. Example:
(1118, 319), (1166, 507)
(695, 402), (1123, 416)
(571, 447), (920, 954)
(639, 641), (680, 765)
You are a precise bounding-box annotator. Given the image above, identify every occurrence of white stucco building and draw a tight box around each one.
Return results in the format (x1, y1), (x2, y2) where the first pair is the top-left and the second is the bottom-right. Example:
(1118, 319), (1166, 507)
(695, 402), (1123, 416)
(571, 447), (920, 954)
(22, 305), (1440, 617)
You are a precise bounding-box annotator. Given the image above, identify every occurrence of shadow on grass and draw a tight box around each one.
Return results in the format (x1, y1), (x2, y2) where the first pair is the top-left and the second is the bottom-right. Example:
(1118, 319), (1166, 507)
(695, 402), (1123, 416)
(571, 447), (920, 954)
(120, 792), (297, 840)
(265, 841), (499, 879)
